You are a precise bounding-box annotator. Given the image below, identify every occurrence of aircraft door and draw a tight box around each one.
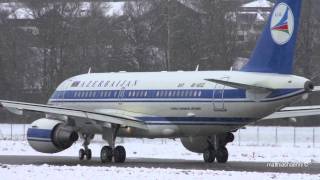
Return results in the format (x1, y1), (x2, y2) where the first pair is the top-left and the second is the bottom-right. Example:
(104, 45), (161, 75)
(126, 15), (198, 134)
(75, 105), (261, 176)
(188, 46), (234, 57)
(118, 87), (126, 105)
(212, 77), (229, 111)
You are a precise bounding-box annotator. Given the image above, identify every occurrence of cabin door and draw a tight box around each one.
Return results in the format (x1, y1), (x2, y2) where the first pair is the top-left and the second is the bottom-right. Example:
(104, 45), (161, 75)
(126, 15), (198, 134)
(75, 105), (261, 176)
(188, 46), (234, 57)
(212, 77), (229, 111)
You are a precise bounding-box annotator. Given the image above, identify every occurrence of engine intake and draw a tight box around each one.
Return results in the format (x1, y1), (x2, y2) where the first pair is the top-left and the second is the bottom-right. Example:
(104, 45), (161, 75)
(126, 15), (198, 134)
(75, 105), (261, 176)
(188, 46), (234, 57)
(27, 118), (79, 153)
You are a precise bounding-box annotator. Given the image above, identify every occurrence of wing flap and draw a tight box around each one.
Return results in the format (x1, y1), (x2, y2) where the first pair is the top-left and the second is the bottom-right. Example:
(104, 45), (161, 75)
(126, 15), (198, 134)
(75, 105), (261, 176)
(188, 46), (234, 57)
(0, 100), (147, 129)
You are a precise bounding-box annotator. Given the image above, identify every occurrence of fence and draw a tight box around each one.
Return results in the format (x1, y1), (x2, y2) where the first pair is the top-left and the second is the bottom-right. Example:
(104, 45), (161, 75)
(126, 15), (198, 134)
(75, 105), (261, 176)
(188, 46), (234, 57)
(0, 124), (319, 148)
(233, 126), (320, 148)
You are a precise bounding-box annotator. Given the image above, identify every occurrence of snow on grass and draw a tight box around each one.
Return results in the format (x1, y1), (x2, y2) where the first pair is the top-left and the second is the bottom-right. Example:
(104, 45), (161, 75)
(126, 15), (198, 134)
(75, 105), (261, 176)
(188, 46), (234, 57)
(0, 164), (319, 180)
(0, 124), (319, 179)
(0, 124), (319, 163)
(0, 138), (319, 163)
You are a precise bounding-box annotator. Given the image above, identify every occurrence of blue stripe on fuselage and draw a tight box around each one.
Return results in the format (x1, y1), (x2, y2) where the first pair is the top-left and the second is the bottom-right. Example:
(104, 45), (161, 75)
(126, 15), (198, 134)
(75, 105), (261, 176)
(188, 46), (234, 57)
(49, 88), (302, 102)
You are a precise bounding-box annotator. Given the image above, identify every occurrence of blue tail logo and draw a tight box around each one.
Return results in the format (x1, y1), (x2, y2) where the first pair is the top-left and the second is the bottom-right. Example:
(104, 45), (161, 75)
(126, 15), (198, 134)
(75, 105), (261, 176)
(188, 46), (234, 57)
(241, 0), (302, 74)
(270, 3), (294, 45)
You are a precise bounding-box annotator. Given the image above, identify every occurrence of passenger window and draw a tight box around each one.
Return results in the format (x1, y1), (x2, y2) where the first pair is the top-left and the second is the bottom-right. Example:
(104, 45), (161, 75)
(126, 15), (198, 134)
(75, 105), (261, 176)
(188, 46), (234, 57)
(160, 91), (164, 97)
(128, 91), (132, 97)
(189, 90), (192, 97)
(198, 91), (202, 97)
(144, 91), (148, 97)
(172, 90), (176, 97)
(181, 91), (185, 97)
(194, 91), (197, 97)
(156, 91), (159, 97)
(114, 91), (118, 97)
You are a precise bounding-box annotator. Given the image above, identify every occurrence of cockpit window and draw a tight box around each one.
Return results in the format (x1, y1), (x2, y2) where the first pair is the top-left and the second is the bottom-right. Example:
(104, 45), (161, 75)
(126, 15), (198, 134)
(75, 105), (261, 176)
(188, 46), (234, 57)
(71, 81), (80, 87)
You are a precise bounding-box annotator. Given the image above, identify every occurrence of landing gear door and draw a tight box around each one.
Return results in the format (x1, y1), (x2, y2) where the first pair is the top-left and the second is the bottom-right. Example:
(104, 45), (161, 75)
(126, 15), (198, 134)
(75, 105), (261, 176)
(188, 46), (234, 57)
(213, 76), (229, 111)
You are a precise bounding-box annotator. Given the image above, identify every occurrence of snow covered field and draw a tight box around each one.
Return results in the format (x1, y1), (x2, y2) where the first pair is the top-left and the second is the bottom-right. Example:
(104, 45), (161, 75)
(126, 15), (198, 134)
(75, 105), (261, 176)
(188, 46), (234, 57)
(0, 124), (319, 179)
(0, 164), (319, 180)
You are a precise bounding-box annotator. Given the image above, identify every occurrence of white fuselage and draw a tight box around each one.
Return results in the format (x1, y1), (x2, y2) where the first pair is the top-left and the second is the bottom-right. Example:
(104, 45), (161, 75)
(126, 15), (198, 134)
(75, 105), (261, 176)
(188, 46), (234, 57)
(48, 71), (309, 138)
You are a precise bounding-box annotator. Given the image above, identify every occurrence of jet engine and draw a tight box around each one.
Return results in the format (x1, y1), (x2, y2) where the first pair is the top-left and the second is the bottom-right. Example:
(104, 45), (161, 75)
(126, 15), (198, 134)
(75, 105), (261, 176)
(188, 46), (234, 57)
(180, 136), (208, 153)
(181, 133), (234, 153)
(27, 118), (79, 153)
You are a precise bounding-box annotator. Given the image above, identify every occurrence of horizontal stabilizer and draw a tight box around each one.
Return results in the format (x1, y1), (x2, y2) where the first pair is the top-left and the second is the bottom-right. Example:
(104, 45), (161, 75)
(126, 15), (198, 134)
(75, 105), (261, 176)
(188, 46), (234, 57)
(312, 86), (320, 92)
(262, 105), (320, 120)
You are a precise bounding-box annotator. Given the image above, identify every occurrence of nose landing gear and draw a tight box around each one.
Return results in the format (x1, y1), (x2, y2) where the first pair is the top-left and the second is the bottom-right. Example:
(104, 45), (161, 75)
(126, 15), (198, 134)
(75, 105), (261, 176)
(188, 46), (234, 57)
(79, 133), (94, 161)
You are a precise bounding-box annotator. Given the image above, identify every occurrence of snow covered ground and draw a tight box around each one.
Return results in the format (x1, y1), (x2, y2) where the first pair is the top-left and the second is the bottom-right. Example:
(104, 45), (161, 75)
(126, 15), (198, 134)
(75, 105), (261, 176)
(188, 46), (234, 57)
(0, 164), (319, 180)
(0, 124), (319, 179)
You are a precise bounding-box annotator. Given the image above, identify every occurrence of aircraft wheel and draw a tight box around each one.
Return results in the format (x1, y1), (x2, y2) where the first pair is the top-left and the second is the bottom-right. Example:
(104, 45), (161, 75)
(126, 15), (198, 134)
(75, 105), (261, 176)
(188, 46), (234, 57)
(101, 146), (113, 163)
(85, 149), (92, 160)
(203, 148), (215, 163)
(79, 149), (85, 161)
(114, 146), (126, 163)
(216, 147), (228, 163)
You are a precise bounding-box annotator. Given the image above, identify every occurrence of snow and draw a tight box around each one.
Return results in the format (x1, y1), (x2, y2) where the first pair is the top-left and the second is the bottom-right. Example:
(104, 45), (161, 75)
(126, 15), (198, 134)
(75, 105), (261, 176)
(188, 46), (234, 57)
(242, 0), (274, 8)
(0, 2), (125, 19)
(256, 12), (265, 21)
(0, 164), (319, 180)
(0, 124), (319, 179)
(0, 124), (319, 163)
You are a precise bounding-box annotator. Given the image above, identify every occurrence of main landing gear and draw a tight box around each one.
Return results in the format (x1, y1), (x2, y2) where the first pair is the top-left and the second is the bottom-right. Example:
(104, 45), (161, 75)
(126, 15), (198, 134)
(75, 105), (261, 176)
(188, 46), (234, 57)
(100, 124), (126, 163)
(79, 133), (94, 160)
(203, 132), (234, 163)
(77, 125), (126, 163)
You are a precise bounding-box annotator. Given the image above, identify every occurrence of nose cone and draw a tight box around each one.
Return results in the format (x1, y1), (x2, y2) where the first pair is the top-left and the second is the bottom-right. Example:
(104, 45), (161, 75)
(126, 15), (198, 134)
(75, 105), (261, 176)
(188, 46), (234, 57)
(304, 81), (314, 92)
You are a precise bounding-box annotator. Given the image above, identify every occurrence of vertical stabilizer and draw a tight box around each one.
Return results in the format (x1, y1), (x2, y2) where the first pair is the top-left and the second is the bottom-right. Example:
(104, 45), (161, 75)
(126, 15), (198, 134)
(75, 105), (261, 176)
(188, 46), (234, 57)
(241, 0), (302, 74)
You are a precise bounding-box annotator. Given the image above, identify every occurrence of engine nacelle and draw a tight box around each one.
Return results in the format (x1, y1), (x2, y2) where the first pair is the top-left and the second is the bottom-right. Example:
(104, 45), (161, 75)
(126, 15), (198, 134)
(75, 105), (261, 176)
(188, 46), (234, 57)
(180, 137), (208, 153)
(27, 118), (79, 153)
(181, 133), (234, 153)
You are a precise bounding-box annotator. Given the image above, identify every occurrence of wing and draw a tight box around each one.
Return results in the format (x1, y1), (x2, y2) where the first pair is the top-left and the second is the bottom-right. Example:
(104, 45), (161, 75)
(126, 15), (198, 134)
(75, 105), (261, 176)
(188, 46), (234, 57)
(0, 100), (147, 129)
(262, 105), (320, 120)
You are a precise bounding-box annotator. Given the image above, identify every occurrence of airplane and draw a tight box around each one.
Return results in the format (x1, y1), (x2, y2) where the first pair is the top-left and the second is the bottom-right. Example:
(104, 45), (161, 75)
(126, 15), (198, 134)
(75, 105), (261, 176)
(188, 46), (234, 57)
(0, 0), (319, 163)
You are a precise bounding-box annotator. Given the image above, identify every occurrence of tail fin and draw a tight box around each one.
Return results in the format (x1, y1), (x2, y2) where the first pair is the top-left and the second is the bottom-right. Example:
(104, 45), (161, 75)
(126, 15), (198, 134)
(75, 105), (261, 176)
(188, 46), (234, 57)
(241, 0), (302, 74)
